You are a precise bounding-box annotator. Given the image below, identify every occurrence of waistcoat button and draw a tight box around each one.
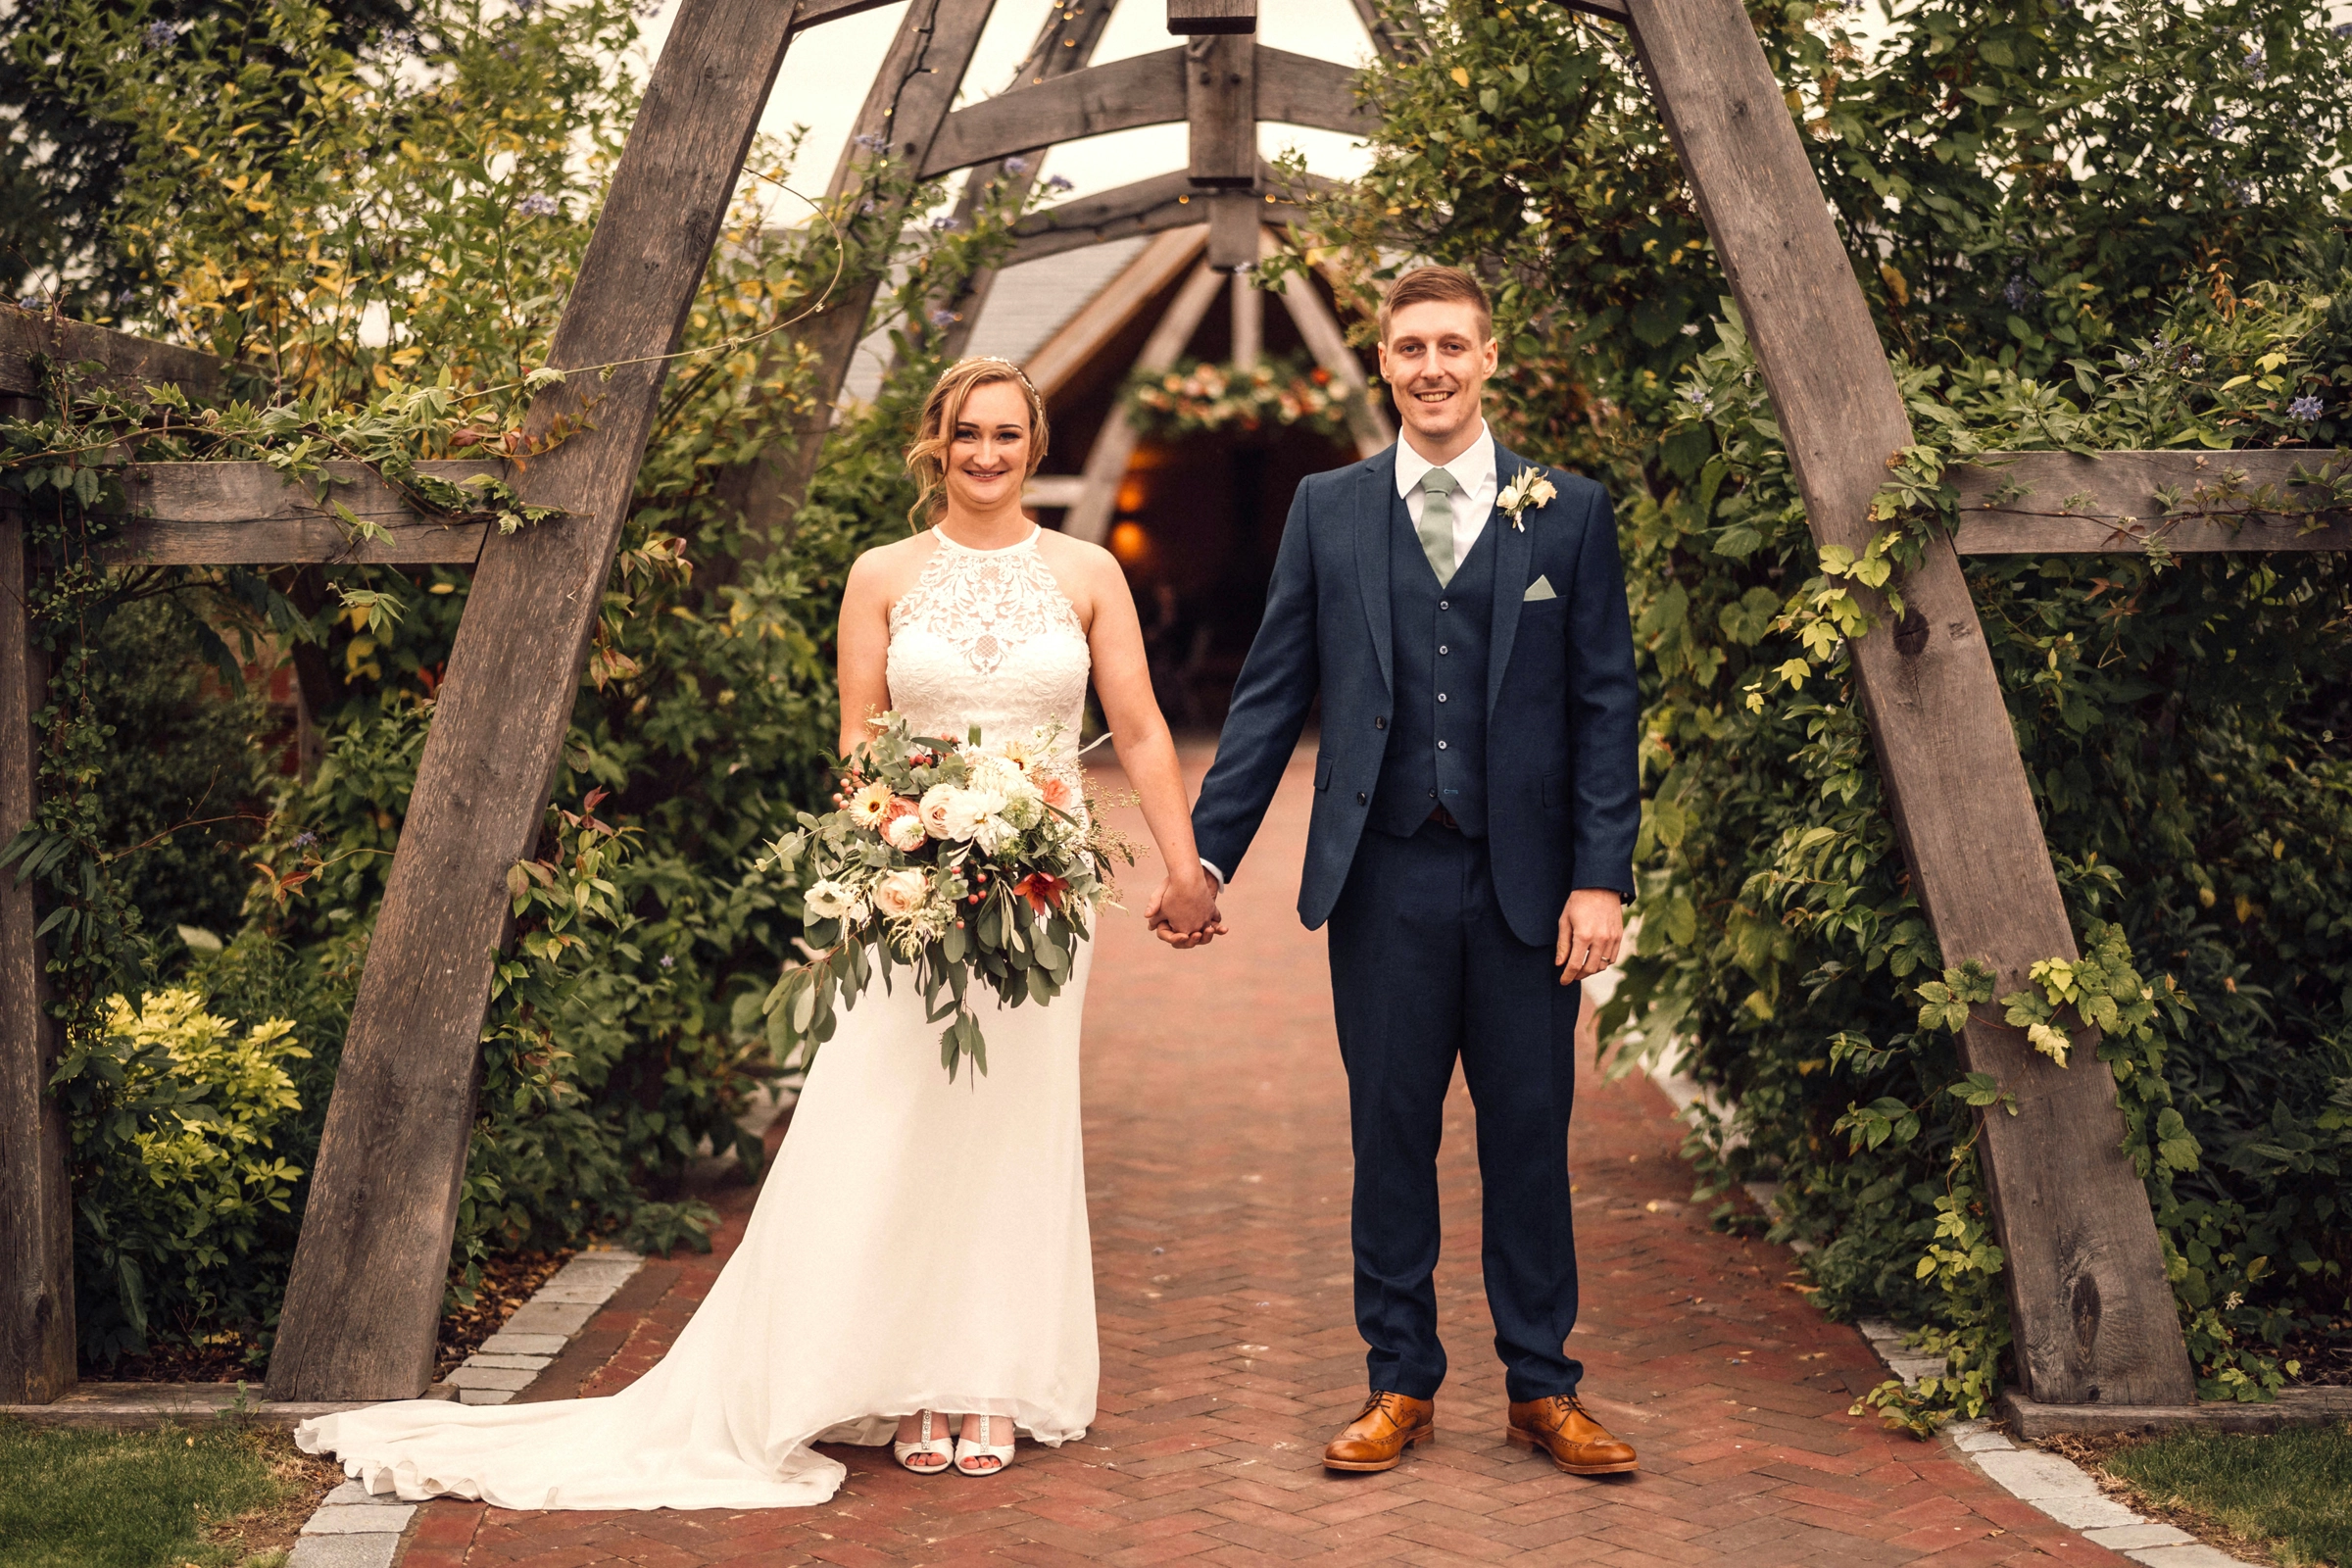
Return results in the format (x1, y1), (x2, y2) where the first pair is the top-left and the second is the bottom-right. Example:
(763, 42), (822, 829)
(1438, 740), (1449, 751)
(1437, 693), (1448, 704)
(1438, 645), (1449, 655)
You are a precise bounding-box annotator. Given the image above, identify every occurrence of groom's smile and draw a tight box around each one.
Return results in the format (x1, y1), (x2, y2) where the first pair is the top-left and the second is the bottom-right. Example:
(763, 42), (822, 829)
(1377, 296), (1501, 465)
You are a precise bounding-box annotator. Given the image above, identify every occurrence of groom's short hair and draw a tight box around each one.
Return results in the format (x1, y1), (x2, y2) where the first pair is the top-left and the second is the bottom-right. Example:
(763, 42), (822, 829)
(1379, 266), (1493, 343)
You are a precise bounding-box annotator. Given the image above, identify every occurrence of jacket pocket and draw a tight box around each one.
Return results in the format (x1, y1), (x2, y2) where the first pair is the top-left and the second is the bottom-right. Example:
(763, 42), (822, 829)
(1314, 755), (1335, 792)
(1541, 769), (1566, 808)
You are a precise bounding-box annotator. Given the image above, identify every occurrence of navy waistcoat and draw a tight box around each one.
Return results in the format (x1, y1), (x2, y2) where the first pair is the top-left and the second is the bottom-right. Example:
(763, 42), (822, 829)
(1369, 485), (1496, 839)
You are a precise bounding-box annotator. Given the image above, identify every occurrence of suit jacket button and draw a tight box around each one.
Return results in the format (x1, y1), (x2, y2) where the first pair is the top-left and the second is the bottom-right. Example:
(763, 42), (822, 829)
(1355, 792), (1366, 804)
(1374, 715), (1387, 730)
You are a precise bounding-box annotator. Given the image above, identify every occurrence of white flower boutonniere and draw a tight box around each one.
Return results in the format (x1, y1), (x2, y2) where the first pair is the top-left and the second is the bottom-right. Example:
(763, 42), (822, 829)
(1497, 467), (1557, 531)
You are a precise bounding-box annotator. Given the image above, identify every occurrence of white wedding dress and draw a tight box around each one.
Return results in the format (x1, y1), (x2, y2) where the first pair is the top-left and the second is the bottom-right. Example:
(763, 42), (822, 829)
(297, 526), (1099, 1509)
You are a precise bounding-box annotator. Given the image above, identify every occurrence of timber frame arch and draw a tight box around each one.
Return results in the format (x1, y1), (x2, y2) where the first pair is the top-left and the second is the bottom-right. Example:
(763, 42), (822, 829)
(18, 0), (2346, 1421)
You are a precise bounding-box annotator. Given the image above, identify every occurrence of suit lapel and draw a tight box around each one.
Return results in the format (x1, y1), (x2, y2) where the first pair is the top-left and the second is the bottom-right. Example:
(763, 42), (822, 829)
(1487, 446), (1536, 718)
(1355, 450), (1396, 695)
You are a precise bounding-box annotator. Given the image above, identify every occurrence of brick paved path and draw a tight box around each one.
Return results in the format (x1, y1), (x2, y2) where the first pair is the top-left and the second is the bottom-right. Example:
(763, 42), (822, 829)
(396, 747), (2125, 1568)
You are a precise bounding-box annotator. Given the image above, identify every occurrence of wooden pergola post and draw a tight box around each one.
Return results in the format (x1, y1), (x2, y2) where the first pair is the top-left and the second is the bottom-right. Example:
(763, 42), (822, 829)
(1616, 0), (2195, 1405)
(265, 0), (810, 1402)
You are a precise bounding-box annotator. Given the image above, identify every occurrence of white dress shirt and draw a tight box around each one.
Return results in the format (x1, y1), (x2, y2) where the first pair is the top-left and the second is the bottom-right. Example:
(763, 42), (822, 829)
(1199, 425), (1500, 890)
(1395, 421), (1499, 565)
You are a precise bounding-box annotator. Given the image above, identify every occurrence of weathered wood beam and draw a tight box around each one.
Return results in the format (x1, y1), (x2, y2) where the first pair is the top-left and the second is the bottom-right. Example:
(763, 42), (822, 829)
(999, 164), (1324, 268)
(1267, 230), (1394, 459)
(920, 46), (1367, 180)
(1025, 225), (1208, 401)
(0, 507), (73, 1405)
(1949, 450), (2352, 554)
(1188, 34), (1258, 194)
(99, 462), (500, 566)
(1230, 270), (1262, 370)
(266, 0), (805, 1402)
(703, 0), (998, 558)
(1623, 0), (2195, 1407)
(1066, 259), (1226, 544)
(922, 0), (1125, 363)
(0, 305), (234, 415)
(924, 48), (1184, 179)
(1167, 0), (1253, 32)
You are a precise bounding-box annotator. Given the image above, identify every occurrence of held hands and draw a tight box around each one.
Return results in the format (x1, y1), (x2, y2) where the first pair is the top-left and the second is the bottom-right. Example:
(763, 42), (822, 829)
(1146, 870), (1226, 950)
(1555, 888), (1624, 984)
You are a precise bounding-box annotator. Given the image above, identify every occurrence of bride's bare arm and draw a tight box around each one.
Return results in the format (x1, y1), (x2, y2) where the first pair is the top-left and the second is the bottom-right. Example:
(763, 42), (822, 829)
(1070, 548), (1222, 942)
(836, 549), (898, 758)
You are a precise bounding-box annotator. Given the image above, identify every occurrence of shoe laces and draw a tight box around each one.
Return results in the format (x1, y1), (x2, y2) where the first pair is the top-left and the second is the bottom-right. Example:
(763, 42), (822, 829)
(1357, 1391), (1403, 1423)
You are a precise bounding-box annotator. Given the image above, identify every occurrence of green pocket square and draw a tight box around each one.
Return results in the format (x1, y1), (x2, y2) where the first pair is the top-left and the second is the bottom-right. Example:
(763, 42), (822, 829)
(1523, 574), (1558, 603)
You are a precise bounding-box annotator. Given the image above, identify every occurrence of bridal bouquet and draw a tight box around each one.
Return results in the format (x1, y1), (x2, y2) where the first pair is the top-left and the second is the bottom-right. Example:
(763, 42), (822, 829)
(759, 713), (1131, 1080)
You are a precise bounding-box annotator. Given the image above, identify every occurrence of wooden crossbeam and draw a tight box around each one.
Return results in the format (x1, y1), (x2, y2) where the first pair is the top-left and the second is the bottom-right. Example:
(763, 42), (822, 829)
(919, 46), (1370, 181)
(0, 306), (234, 414)
(1000, 163), (1325, 268)
(265, 0), (807, 1402)
(1167, 0), (1254, 33)
(1623, 0), (2196, 1408)
(1949, 450), (2351, 553)
(99, 462), (500, 566)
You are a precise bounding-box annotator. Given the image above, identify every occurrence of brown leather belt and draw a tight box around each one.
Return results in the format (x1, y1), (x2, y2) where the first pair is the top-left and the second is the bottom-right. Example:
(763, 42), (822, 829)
(1427, 804), (1460, 830)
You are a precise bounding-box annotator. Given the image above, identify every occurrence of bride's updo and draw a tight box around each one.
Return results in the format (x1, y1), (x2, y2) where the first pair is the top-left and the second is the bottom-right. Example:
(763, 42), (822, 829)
(905, 357), (1052, 525)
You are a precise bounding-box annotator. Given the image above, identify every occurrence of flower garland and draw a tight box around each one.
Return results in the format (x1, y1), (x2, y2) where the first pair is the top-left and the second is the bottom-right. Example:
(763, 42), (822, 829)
(1121, 354), (1350, 442)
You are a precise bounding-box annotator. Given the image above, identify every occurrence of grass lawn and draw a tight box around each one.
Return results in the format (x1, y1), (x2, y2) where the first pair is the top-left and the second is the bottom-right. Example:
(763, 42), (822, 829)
(0, 1418), (343, 1568)
(2100, 1421), (2352, 1567)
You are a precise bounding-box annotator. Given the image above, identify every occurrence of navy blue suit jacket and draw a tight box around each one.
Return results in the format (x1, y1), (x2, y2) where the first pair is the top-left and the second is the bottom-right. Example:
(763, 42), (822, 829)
(1191, 441), (1641, 949)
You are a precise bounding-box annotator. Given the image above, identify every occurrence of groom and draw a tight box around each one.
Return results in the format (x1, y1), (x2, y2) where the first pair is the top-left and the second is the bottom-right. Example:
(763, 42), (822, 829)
(1153, 266), (1641, 1476)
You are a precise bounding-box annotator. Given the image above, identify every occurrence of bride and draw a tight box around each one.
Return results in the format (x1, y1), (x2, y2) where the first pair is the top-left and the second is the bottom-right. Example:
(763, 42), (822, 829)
(296, 357), (1224, 1509)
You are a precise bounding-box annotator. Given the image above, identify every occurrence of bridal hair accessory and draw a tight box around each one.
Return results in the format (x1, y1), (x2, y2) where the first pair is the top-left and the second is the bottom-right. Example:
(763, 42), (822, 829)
(758, 715), (1137, 1081)
(1497, 467), (1557, 531)
(957, 355), (1040, 397)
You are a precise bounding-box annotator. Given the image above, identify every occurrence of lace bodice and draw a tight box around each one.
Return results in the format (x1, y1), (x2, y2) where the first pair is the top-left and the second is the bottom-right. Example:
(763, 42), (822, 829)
(886, 528), (1091, 762)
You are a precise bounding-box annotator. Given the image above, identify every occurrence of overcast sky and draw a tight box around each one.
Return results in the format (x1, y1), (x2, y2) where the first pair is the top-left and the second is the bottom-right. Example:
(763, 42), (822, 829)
(628, 0), (1385, 220)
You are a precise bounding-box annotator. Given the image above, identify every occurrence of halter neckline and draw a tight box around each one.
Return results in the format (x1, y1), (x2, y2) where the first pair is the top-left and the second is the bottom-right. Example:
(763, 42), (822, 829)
(931, 523), (1041, 557)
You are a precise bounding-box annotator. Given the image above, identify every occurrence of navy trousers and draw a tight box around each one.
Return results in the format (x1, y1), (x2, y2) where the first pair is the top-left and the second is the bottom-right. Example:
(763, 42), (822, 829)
(1325, 820), (1584, 1403)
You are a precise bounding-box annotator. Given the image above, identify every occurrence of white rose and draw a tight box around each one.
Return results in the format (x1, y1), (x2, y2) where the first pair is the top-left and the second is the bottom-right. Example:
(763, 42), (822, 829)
(923, 784), (1003, 842)
(873, 868), (928, 919)
(881, 810), (927, 853)
(803, 879), (855, 921)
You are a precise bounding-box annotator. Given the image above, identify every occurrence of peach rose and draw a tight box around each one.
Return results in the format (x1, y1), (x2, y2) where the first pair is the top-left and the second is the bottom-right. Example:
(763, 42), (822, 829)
(873, 868), (929, 919)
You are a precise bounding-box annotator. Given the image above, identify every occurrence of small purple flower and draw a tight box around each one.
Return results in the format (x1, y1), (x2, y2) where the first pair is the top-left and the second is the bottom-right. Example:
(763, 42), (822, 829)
(660, 954), (675, 969)
(1003, 155), (1029, 175)
(858, 199), (878, 215)
(514, 192), (560, 218)
(854, 132), (888, 152)
(292, 831), (318, 849)
(2229, 178), (2258, 204)
(514, 0), (537, 15)
(2002, 273), (2038, 312)
(1044, 173), (1074, 194)
(17, 292), (45, 311)
(142, 19), (178, 48)
(2336, 22), (2352, 36)
(929, 215), (957, 232)
(2242, 44), (2265, 85)
(2288, 394), (2324, 421)
(2118, 352), (2140, 370)
(631, 0), (662, 15)
(929, 306), (957, 327)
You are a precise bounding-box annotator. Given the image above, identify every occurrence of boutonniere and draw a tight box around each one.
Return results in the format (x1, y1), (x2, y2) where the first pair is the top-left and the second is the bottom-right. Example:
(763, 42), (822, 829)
(1497, 467), (1557, 531)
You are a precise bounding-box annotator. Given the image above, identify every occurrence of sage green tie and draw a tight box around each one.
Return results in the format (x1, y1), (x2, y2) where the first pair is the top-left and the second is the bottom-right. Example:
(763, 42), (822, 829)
(1417, 466), (1460, 588)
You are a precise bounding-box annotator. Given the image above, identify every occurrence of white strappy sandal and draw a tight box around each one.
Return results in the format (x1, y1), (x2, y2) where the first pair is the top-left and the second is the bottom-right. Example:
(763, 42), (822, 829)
(955, 1412), (1015, 1476)
(893, 1409), (955, 1474)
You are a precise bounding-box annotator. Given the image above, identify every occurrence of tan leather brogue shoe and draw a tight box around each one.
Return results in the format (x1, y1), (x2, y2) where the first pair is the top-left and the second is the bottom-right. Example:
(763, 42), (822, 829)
(1506, 1394), (1639, 1475)
(1322, 1391), (1435, 1472)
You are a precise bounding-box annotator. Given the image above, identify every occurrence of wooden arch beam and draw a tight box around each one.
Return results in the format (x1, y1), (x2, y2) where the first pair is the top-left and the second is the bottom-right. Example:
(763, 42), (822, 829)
(1617, 0), (2193, 1406)
(1001, 161), (1334, 268)
(265, 0), (808, 1401)
(919, 45), (1372, 179)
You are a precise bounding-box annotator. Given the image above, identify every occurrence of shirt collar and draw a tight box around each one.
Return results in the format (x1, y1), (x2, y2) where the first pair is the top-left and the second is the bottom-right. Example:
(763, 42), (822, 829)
(1394, 420), (1496, 501)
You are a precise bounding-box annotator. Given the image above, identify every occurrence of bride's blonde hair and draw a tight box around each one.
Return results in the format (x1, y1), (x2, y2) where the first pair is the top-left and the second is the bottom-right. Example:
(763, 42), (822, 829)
(905, 357), (1051, 527)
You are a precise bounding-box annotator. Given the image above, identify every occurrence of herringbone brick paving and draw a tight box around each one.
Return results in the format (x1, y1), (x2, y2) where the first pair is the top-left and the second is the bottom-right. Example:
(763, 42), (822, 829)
(392, 745), (2121, 1566)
